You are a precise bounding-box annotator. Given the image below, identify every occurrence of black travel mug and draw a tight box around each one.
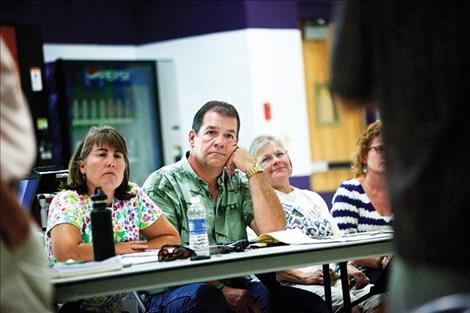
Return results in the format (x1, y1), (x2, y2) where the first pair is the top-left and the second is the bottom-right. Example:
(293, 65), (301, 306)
(90, 187), (116, 261)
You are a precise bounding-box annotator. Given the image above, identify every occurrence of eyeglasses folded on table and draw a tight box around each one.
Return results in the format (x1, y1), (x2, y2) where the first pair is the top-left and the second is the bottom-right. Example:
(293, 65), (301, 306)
(158, 245), (196, 262)
(158, 240), (251, 262)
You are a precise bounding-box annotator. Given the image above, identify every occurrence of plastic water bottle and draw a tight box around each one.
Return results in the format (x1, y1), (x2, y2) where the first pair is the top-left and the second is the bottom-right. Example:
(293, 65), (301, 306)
(188, 196), (210, 258)
(91, 187), (116, 261)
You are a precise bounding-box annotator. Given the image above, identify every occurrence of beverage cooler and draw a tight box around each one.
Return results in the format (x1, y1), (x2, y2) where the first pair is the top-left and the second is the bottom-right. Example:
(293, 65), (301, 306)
(46, 60), (164, 185)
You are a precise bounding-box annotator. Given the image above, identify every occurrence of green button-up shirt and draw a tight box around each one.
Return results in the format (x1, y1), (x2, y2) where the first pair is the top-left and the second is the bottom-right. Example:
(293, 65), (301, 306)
(142, 153), (254, 245)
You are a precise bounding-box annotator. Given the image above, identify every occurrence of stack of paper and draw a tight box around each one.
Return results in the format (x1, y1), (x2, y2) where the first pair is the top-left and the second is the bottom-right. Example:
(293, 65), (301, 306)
(120, 250), (160, 266)
(51, 256), (123, 278)
(256, 229), (317, 245)
(340, 230), (393, 242)
(253, 229), (393, 246)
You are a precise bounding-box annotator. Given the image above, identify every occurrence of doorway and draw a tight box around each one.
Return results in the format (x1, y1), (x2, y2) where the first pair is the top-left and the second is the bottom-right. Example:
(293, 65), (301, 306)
(302, 21), (365, 204)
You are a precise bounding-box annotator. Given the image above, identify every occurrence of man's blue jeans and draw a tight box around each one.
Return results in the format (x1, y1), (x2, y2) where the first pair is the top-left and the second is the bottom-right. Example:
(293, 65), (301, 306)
(144, 283), (229, 313)
(144, 280), (271, 313)
(144, 278), (327, 313)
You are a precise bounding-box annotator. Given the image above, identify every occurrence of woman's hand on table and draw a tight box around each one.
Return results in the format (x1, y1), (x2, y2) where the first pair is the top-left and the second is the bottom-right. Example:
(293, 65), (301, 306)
(115, 240), (148, 254)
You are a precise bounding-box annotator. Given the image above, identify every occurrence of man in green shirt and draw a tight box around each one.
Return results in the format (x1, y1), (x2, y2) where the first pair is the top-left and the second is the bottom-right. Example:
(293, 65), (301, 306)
(143, 101), (285, 245)
(143, 101), (328, 313)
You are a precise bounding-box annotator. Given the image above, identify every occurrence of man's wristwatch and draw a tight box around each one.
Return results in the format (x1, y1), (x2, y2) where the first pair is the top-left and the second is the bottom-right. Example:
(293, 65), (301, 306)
(245, 162), (263, 179)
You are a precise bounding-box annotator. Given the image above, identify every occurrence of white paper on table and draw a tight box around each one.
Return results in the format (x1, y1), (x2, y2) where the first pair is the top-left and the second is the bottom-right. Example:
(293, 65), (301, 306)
(120, 250), (160, 266)
(254, 229), (393, 246)
(51, 256), (123, 278)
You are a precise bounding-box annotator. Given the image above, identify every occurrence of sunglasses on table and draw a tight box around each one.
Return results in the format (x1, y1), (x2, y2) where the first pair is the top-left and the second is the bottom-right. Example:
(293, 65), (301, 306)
(158, 240), (250, 262)
(158, 245), (196, 262)
(216, 239), (250, 254)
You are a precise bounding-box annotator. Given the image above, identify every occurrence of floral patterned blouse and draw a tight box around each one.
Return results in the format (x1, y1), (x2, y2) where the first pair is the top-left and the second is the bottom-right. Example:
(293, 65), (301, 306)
(45, 182), (162, 312)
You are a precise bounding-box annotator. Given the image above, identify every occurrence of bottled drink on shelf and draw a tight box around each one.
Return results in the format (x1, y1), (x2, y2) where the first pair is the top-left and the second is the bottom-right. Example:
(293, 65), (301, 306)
(81, 99), (88, 121)
(90, 99), (97, 120)
(90, 187), (115, 261)
(99, 99), (107, 119)
(107, 98), (114, 119)
(124, 98), (133, 118)
(72, 99), (80, 120)
(187, 196), (210, 258)
(115, 99), (123, 119)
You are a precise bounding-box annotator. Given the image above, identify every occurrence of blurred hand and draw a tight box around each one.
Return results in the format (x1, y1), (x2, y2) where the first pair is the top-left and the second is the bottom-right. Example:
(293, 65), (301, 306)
(381, 255), (391, 268)
(329, 267), (338, 282)
(222, 286), (262, 313)
(115, 241), (148, 255)
(348, 270), (369, 289)
(303, 268), (326, 285)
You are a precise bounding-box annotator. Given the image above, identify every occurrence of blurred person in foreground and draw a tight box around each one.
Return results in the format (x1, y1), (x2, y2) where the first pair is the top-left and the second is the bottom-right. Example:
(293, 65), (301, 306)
(143, 100), (328, 313)
(0, 37), (53, 312)
(330, 1), (470, 312)
(250, 135), (387, 313)
(331, 121), (392, 285)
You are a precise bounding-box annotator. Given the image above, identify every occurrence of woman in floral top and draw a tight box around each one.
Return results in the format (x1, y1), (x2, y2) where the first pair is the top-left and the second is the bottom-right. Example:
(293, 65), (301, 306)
(46, 126), (180, 313)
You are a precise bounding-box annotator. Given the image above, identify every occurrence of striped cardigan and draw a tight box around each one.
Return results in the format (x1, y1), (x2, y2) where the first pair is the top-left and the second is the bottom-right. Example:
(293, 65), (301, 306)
(331, 178), (393, 233)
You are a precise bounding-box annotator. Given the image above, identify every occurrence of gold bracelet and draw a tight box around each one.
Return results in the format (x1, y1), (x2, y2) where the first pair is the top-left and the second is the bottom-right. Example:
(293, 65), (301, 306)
(245, 162), (263, 179)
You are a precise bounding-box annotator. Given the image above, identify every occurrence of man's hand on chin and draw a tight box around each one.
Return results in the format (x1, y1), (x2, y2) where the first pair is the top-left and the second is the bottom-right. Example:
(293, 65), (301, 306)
(226, 146), (257, 176)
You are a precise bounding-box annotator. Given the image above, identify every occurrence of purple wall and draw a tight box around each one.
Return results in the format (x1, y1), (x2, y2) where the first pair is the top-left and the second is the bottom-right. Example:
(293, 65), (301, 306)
(1, 1), (135, 44)
(244, 1), (298, 29)
(289, 175), (311, 190)
(133, 1), (247, 44)
(290, 175), (335, 209)
(1, 0), (335, 44)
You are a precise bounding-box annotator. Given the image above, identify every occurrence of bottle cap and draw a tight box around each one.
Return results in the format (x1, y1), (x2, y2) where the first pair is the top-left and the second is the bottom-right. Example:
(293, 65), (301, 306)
(38, 194), (46, 206)
(190, 196), (201, 204)
(91, 187), (107, 209)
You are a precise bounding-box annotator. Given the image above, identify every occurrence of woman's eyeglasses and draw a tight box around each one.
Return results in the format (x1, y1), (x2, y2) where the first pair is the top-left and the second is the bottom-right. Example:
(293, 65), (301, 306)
(369, 145), (385, 154)
(259, 150), (288, 167)
(158, 245), (196, 262)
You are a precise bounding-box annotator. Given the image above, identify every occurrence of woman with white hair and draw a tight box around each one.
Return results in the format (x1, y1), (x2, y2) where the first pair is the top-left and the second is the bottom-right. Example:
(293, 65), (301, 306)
(249, 135), (386, 313)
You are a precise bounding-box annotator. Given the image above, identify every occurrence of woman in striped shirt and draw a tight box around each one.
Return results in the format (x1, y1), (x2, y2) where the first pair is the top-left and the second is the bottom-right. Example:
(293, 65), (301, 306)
(331, 121), (393, 283)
